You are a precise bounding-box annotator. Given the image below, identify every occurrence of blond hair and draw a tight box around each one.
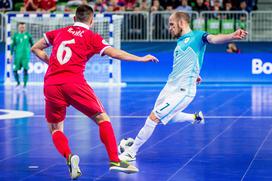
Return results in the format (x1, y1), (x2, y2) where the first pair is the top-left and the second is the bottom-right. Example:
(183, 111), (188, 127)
(173, 12), (190, 24)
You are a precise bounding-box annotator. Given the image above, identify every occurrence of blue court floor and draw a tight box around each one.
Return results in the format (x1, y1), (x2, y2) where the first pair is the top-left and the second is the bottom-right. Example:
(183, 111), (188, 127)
(0, 84), (272, 181)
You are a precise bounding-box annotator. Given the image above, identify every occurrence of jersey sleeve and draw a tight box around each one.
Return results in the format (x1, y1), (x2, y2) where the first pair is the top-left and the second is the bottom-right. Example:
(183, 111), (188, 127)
(28, 33), (34, 46)
(10, 33), (16, 55)
(91, 33), (111, 56)
(44, 29), (58, 46)
(200, 31), (209, 44)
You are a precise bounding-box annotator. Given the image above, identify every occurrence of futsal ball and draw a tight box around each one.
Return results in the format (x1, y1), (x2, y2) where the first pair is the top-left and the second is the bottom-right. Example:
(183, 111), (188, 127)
(118, 137), (134, 154)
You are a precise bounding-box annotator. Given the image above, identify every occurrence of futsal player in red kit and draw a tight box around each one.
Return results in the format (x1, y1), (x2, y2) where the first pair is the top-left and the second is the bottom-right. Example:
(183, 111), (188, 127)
(31, 5), (158, 179)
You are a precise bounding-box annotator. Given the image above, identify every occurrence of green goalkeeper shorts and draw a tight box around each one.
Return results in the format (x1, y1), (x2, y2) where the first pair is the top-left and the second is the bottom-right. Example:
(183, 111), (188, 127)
(13, 59), (29, 71)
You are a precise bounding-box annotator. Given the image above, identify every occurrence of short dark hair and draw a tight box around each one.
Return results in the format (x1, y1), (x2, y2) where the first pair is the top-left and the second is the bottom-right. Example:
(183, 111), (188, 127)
(18, 22), (25, 25)
(75, 5), (94, 23)
(173, 12), (190, 24)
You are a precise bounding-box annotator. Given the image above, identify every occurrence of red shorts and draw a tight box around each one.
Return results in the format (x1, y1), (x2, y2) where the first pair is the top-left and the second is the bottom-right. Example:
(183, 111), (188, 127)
(44, 82), (105, 123)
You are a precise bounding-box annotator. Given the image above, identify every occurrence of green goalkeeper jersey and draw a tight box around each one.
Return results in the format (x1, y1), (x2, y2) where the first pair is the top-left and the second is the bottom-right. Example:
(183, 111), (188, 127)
(11, 32), (34, 61)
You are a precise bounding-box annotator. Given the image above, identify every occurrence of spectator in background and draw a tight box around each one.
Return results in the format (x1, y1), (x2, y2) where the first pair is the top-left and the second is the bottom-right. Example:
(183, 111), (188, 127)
(226, 0), (238, 9)
(124, 0), (137, 11)
(134, 0), (150, 11)
(151, 0), (164, 11)
(192, 0), (209, 12)
(204, 0), (211, 9)
(166, 5), (173, 10)
(224, 0), (234, 11)
(251, 0), (258, 10)
(0, 0), (12, 11)
(210, 0), (222, 7)
(210, 0), (223, 19)
(39, 0), (57, 12)
(211, 0), (222, 11)
(237, 0), (248, 29)
(94, 0), (107, 12)
(176, 0), (192, 11)
(239, 0), (251, 12)
(117, 0), (137, 10)
(159, 0), (179, 10)
(221, 0), (234, 19)
(23, 0), (39, 11)
(116, 0), (125, 6)
(106, 0), (122, 12)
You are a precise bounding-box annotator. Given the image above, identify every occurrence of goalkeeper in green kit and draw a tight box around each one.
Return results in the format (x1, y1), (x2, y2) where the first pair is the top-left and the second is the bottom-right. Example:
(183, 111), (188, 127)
(10, 22), (33, 91)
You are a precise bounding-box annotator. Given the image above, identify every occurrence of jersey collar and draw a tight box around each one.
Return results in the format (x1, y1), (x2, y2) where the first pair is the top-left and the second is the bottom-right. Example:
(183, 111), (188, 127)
(177, 31), (193, 42)
(73, 22), (90, 30)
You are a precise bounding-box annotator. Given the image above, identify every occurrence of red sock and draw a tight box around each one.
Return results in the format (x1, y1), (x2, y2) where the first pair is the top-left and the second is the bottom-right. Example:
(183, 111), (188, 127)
(52, 131), (71, 160)
(99, 121), (120, 162)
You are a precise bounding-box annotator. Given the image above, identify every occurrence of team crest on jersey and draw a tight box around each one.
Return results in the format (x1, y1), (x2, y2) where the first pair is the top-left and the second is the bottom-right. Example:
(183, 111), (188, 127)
(184, 37), (190, 43)
(24, 35), (27, 39)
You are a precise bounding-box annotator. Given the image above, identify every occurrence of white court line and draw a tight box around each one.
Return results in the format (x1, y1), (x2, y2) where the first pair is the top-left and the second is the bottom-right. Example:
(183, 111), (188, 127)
(240, 127), (272, 181)
(32, 115), (272, 119)
(0, 109), (34, 120)
(20, 164), (58, 181)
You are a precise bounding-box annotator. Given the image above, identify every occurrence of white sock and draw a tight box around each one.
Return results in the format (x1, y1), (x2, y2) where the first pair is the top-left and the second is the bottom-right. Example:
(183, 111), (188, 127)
(129, 117), (157, 156)
(171, 112), (195, 123)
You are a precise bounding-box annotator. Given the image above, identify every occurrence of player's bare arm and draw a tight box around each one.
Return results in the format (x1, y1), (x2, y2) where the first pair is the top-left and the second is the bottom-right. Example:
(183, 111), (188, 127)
(31, 38), (50, 64)
(207, 29), (248, 44)
(103, 47), (159, 63)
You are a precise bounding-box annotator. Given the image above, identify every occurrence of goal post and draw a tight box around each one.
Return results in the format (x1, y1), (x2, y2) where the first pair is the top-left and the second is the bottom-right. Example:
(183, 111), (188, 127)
(5, 12), (124, 86)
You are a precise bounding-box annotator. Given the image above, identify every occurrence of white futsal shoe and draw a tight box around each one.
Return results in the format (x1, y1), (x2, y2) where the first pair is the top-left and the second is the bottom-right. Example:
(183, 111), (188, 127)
(67, 154), (82, 180)
(193, 111), (205, 124)
(119, 149), (136, 162)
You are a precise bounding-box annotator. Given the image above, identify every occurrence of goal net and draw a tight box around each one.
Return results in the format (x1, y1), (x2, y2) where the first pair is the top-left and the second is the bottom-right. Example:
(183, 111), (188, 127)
(5, 13), (123, 86)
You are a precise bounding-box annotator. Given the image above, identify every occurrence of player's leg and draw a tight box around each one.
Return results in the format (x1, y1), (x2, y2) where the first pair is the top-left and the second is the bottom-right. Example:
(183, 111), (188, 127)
(47, 121), (81, 180)
(155, 88), (204, 124)
(171, 111), (205, 124)
(93, 113), (138, 173)
(45, 85), (81, 179)
(120, 90), (194, 161)
(23, 69), (28, 89)
(119, 112), (158, 161)
(93, 113), (119, 163)
(64, 82), (138, 173)
(119, 85), (170, 161)
(46, 104), (71, 160)
(171, 112), (195, 123)
(22, 59), (29, 89)
(13, 70), (20, 86)
(13, 58), (21, 87)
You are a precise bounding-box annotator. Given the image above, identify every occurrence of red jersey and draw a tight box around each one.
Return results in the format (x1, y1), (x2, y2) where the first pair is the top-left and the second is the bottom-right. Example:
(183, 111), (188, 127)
(39, 0), (56, 11)
(43, 22), (110, 85)
(24, 0), (39, 11)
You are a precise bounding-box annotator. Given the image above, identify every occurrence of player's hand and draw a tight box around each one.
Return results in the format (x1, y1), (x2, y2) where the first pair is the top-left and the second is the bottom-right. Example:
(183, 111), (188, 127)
(141, 54), (159, 63)
(196, 76), (202, 85)
(232, 29), (248, 40)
